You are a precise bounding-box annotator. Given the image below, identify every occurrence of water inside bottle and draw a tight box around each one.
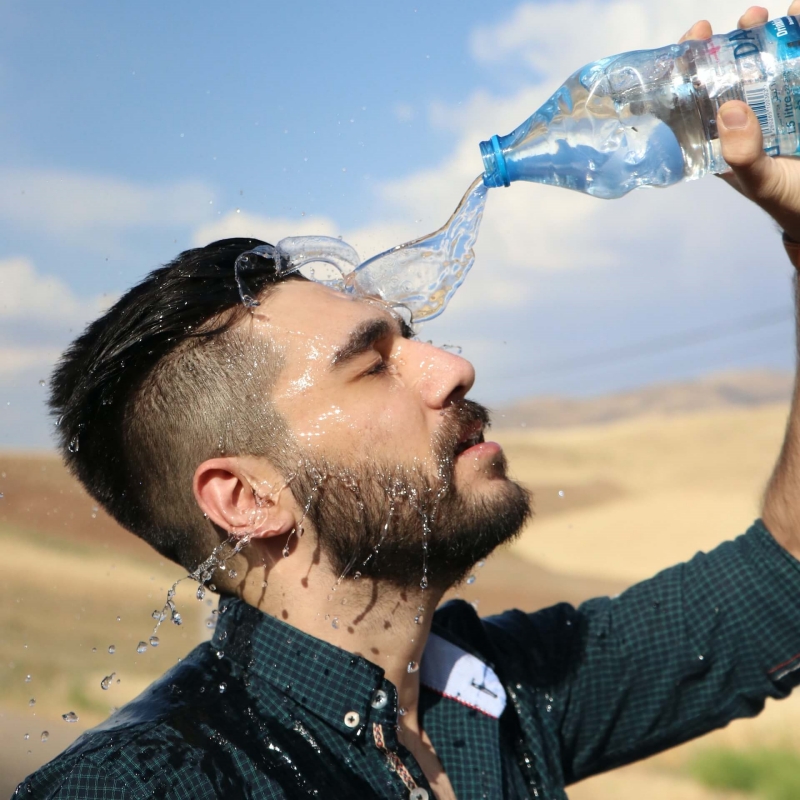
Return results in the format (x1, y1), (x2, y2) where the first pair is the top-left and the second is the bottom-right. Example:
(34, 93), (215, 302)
(487, 51), (691, 198)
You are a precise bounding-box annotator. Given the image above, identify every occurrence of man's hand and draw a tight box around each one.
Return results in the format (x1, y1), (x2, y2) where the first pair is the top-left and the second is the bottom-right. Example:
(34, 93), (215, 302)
(681, 3), (800, 240)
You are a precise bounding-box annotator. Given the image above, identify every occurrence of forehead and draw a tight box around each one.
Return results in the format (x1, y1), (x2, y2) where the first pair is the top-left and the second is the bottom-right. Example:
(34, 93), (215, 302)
(252, 280), (397, 354)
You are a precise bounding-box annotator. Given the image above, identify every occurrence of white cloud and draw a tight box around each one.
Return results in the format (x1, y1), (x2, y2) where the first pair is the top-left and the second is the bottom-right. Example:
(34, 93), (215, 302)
(0, 168), (215, 240)
(470, 1), (742, 77)
(0, 256), (111, 326)
(193, 212), (340, 248)
(0, 344), (60, 376)
(193, 210), (424, 268)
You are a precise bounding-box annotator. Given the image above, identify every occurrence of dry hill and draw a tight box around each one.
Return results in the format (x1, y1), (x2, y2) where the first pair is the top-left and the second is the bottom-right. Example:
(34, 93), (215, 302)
(496, 369), (793, 429)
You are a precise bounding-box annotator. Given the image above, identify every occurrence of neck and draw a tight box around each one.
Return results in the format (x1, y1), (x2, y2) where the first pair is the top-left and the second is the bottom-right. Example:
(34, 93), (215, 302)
(238, 537), (445, 730)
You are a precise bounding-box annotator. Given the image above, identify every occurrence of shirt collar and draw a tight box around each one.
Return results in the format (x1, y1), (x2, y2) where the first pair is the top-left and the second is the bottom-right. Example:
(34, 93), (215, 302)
(211, 597), (393, 738)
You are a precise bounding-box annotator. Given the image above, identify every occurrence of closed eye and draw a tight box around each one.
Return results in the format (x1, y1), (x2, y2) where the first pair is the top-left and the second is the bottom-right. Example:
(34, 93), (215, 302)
(364, 359), (390, 377)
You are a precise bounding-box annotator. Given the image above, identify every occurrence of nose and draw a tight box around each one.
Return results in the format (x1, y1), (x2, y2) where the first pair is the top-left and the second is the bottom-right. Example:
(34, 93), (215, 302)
(408, 340), (476, 409)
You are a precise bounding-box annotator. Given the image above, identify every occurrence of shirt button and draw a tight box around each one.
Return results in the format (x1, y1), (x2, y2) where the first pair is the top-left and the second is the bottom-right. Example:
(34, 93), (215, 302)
(409, 789), (429, 800)
(343, 711), (361, 728)
(371, 689), (389, 709)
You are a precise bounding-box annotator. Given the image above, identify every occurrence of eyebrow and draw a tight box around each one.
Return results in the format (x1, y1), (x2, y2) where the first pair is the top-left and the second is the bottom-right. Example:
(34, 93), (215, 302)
(330, 316), (412, 369)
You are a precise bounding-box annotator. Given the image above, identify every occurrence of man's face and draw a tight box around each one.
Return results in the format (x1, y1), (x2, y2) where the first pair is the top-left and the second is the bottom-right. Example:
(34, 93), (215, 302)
(251, 281), (530, 589)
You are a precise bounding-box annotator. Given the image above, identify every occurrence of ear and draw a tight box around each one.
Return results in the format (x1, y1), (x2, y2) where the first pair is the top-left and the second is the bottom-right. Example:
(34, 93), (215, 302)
(193, 457), (296, 540)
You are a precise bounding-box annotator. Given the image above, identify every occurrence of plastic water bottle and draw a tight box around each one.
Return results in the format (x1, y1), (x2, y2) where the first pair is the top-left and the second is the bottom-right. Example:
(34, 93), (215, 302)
(480, 15), (800, 199)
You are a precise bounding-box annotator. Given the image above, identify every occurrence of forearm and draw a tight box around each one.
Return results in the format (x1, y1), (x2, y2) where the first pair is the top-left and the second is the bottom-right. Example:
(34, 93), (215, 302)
(762, 273), (800, 560)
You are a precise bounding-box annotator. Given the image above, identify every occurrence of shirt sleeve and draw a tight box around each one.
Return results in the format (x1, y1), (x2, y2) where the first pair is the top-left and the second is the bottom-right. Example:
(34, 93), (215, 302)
(485, 520), (800, 785)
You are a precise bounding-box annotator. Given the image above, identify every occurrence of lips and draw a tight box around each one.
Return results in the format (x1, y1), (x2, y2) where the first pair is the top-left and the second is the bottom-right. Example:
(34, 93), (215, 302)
(453, 422), (485, 457)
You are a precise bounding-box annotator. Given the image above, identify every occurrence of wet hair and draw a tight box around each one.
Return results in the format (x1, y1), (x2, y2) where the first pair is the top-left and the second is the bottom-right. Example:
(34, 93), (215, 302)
(49, 238), (293, 571)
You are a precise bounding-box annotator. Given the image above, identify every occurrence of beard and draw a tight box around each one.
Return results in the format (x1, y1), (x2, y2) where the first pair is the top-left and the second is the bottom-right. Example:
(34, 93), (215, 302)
(283, 400), (532, 591)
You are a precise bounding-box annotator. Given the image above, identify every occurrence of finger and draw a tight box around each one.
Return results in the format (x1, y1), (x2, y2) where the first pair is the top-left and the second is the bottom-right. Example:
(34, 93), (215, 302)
(738, 6), (769, 28)
(679, 20), (712, 43)
(790, 0), (800, 15)
(717, 100), (781, 203)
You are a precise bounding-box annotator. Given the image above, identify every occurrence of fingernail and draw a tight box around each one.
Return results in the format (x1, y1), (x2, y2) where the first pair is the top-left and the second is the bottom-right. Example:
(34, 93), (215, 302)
(720, 106), (748, 129)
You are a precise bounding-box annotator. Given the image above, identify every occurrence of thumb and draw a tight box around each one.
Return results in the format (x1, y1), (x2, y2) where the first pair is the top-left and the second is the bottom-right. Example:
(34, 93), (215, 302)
(717, 100), (777, 201)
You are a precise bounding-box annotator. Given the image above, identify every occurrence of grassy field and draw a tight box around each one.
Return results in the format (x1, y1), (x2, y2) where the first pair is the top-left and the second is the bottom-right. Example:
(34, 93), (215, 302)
(1, 399), (798, 798)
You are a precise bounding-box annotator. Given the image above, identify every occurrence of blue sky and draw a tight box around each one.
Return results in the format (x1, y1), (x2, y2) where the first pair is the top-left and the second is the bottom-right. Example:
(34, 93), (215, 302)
(1, 0), (797, 447)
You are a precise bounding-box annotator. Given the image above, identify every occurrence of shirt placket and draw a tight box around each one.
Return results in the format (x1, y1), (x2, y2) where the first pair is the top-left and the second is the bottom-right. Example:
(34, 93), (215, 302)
(369, 683), (435, 800)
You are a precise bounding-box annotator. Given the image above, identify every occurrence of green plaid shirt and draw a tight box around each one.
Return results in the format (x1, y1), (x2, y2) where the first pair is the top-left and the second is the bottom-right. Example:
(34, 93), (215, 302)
(15, 520), (800, 799)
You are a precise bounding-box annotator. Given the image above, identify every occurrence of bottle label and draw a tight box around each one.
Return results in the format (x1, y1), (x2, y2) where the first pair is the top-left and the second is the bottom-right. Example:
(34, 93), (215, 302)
(717, 16), (800, 154)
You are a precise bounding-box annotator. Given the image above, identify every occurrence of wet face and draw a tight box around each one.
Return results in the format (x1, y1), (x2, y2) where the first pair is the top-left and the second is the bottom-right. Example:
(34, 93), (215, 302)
(252, 281), (531, 589)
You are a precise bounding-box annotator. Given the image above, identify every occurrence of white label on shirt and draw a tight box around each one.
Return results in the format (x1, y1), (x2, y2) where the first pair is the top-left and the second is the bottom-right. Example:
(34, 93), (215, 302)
(420, 633), (507, 719)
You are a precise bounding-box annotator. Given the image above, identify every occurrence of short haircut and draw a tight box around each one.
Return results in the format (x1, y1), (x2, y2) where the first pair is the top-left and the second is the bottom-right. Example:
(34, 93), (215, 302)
(49, 238), (294, 572)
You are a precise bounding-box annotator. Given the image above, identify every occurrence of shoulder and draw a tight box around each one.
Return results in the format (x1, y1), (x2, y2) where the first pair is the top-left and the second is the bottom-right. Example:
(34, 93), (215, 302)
(16, 719), (180, 799)
(17, 646), (244, 799)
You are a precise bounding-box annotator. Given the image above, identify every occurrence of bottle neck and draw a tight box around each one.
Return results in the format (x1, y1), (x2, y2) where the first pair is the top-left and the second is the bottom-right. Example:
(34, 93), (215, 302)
(480, 135), (511, 188)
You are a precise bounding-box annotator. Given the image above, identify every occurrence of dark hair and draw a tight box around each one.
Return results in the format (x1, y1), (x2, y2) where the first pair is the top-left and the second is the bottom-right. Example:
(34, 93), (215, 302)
(49, 238), (292, 571)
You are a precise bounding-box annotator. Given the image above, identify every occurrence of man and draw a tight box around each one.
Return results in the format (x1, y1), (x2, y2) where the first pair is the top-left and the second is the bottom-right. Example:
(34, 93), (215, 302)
(16, 7), (800, 799)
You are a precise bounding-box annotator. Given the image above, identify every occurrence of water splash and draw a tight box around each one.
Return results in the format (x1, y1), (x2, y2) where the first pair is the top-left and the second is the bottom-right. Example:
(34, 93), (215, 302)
(233, 176), (488, 324)
(346, 176), (488, 323)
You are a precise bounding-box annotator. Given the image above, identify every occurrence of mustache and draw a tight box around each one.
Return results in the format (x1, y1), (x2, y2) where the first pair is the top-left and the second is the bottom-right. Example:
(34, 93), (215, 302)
(433, 399), (492, 463)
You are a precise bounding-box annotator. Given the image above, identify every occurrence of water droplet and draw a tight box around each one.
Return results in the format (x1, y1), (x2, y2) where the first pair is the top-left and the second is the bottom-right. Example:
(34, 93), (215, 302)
(108, 645), (115, 654)
(23, 733), (29, 740)
(40, 731), (49, 742)
(216, 650), (224, 660)
(100, 672), (115, 690)
(136, 641), (147, 654)
(477, 560), (486, 568)
(38, 379), (45, 387)
(116, 616), (121, 622)
(24, 674), (31, 683)
(28, 698), (35, 706)
(558, 490), (564, 497)
(219, 682), (227, 693)
(398, 707), (407, 716)
(91, 647), (97, 653)
(466, 575), (476, 585)
(407, 661), (419, 673)
(171, 611), (182, 626)
(419, 576), (428, 590)
(149, 636), (159, 647)
(331, 617), (339, 629)
(196, 585), (206, 601)
(205, 616), (217, 629)
(151, 609), (165, 621)
(61, 712), (78, 723)
(353, 571), (361, 581)
(228, 569), (237, 579)
(68, 434), (80, 453)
